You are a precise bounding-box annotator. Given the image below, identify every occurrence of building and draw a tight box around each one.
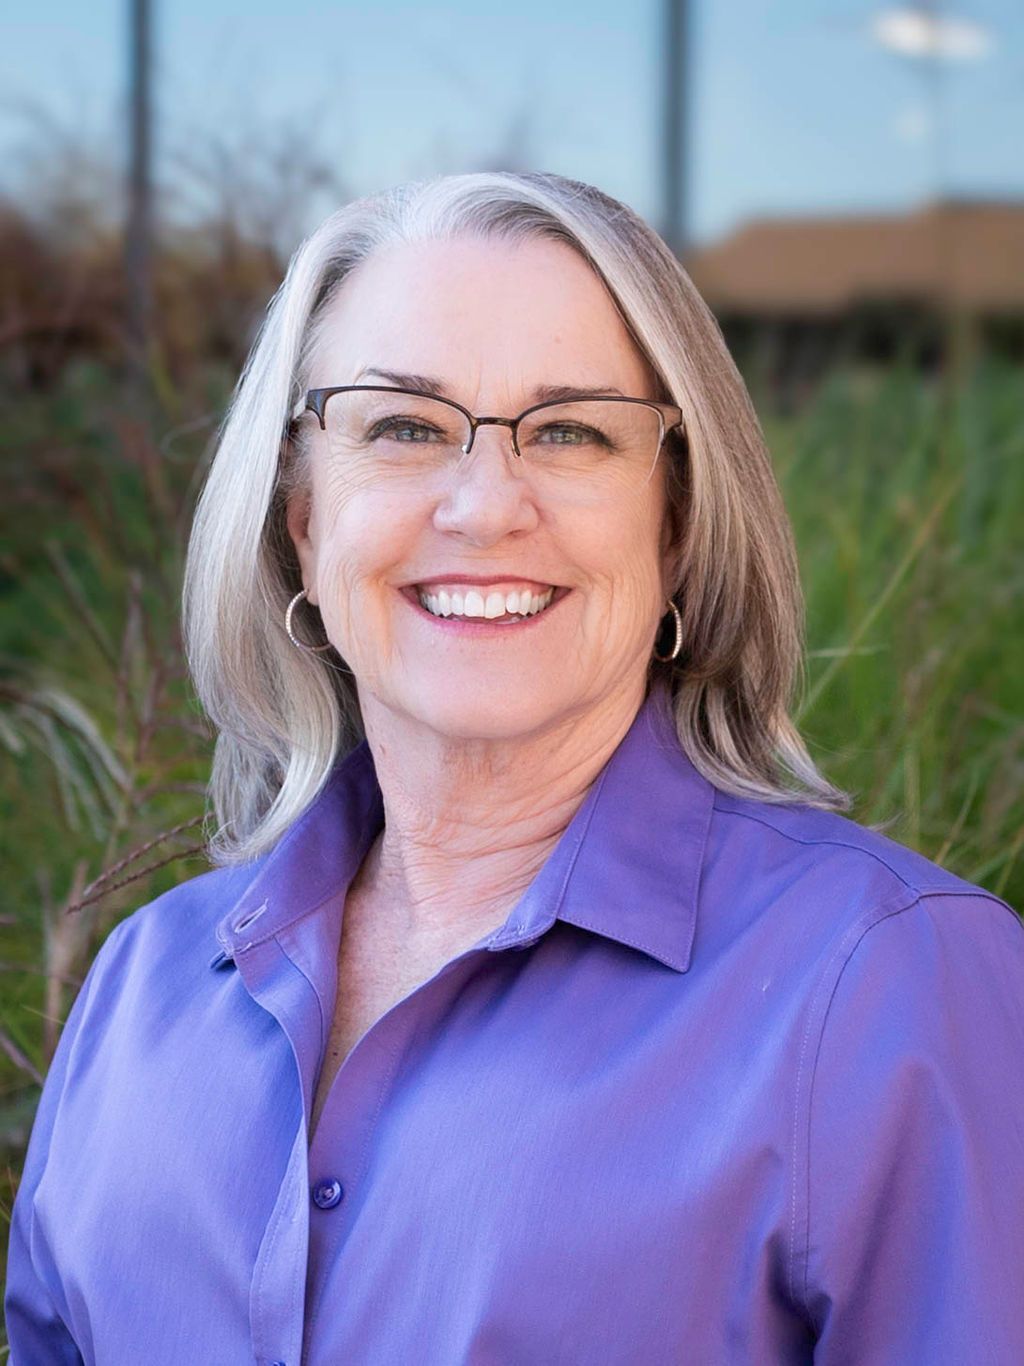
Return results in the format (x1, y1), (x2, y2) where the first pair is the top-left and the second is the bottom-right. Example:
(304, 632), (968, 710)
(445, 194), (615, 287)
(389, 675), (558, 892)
(683, 199), (1024, 392)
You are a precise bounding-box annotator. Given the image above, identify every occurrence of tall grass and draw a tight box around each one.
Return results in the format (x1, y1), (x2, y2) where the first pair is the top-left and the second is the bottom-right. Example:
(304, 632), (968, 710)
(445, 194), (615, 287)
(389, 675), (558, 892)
(769, 359), (1023, 904)
(0, 352), (1021, 1345)
(1, 361), (217, 1178)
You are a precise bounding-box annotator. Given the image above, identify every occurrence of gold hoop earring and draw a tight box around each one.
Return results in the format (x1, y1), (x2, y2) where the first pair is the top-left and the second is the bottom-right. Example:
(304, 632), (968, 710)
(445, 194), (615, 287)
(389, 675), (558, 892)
(652, 599), (683, 663)
(285, 589), (333, 654)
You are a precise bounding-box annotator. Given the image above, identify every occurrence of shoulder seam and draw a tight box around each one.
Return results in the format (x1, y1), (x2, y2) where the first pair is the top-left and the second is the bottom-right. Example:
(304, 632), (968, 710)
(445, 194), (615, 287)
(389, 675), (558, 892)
(713, 798), (983, 901)
(900, 884), (1022, 925)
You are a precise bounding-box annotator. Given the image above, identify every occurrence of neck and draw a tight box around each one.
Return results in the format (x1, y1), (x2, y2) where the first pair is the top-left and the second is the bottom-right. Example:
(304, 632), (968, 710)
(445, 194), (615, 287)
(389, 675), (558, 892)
(355, 680), (649, 942)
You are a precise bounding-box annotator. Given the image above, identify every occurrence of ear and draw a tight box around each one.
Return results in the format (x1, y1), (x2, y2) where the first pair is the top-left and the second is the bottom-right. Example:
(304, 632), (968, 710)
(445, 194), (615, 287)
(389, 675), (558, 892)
(659, 443), (689, 597)
(658, 493), (685, 600)
(660, 521), (681, 594)
(285, 486), (320, 607)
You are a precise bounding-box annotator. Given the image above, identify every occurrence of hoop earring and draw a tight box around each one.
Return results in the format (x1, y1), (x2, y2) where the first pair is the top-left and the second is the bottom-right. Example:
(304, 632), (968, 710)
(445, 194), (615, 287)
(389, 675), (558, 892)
(652, 598), (683, 663)
(285, 589), (333, 654)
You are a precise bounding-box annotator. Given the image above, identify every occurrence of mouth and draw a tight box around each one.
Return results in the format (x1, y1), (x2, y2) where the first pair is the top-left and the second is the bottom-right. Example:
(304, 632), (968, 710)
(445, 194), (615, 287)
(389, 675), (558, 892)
(399, 580), (569, 628)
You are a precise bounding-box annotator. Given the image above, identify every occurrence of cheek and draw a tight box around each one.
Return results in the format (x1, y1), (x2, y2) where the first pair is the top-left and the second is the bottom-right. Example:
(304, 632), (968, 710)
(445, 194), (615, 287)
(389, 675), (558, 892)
(563, 487), (666, 606)
(307, 481), (423, 637)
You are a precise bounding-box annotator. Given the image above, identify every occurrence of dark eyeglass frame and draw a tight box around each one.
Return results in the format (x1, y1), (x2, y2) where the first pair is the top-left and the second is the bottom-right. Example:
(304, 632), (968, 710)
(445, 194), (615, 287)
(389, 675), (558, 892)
(301, 385), (686, 461)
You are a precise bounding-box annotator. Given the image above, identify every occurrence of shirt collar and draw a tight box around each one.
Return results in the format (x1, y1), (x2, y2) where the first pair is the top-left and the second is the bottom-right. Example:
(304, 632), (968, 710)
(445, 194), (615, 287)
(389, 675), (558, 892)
(212, 683), (714, 974)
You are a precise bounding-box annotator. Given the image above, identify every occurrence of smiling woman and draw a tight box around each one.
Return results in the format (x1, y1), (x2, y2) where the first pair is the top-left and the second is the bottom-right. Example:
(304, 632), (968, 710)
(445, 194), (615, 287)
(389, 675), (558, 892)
(280, 230), (688, 751)
(6, 171), (1023, 1366)
(186, 172), (850, 863)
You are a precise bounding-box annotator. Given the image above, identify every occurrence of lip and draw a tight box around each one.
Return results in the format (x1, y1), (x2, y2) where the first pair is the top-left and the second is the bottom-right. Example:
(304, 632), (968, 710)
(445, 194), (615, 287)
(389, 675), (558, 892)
(399, 583), (571, 630)
(406, 574), (560, 590)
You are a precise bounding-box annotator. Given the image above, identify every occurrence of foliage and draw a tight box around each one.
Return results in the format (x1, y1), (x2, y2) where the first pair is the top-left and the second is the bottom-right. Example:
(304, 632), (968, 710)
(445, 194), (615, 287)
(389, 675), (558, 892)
(0, 349), (1021, 1344)
(769, 360), (1023, 901)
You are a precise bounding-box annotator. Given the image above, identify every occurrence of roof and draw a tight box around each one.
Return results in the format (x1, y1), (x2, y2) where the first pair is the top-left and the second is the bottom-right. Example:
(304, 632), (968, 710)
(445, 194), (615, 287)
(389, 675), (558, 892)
(684, 198), (1024, 315)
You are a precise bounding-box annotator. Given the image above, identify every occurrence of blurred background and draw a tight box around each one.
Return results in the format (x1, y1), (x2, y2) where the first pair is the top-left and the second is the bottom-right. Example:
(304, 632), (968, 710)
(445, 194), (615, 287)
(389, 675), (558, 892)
(1, 0), (1022, 1309)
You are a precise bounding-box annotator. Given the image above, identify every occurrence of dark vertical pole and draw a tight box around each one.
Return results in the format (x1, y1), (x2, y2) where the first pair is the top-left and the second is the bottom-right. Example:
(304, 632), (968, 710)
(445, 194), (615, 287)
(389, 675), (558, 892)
(125, 0), (153, 397)
(663, 0), (689, 260)
(918, 1), (970, 404)
(920, 0), (950, 306)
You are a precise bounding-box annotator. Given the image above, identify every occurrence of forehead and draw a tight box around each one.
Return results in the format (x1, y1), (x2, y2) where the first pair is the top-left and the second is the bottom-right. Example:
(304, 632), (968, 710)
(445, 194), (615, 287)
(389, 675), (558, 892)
(308, 234), (658, 402)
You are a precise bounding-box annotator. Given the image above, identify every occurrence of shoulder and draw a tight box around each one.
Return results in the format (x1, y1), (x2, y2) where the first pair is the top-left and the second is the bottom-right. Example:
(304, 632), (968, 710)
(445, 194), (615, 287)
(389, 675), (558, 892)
(691, 785), (1022, 1032)
(701, 787), (1024, 1119)
(707, 785), (1019, 928)
(32, 858), (269, 1107)
(82, 857), (265, 1004)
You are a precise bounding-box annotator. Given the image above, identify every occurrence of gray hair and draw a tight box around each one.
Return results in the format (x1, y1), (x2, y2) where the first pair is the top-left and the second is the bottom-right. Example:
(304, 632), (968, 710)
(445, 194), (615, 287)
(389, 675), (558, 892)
(183, 169), (851, 865)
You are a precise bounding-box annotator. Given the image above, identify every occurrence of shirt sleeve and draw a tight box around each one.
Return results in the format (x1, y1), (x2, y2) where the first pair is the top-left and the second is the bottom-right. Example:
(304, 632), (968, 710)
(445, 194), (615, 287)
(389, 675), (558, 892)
(4, 918), (128, 1364)
(795, 890), (1024, 1364)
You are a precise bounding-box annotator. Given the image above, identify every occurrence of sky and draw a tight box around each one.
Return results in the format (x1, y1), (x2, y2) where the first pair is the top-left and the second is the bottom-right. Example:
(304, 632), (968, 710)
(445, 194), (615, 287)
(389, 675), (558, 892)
(2, 0), (1022, 247)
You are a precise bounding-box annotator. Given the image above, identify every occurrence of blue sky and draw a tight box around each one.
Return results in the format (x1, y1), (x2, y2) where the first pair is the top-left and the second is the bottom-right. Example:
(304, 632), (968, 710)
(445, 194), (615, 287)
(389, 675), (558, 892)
(3, 0), (1022, 245)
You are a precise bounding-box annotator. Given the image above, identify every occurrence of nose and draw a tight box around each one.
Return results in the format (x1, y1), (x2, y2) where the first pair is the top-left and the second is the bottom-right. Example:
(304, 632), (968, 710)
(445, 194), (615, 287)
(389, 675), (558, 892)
(432, 425), (540, 545)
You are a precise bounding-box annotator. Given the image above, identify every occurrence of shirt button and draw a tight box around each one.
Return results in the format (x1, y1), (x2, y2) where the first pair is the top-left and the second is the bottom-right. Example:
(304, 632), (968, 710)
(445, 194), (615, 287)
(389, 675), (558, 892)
(312, 1177), (344, 1209)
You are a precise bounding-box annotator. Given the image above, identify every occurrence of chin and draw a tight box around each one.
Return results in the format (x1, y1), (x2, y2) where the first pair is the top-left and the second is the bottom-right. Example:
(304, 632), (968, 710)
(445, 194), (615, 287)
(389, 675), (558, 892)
(399, 681), (570, 744)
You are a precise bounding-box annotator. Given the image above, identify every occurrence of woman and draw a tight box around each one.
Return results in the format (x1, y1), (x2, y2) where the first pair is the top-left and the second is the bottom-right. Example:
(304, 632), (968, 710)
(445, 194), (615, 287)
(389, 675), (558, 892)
(6, 171), (1023, 1364)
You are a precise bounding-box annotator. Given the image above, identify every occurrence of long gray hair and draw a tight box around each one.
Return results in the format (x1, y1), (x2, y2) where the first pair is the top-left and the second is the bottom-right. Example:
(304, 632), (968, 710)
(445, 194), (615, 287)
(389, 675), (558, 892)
(183, 169), (850, 865)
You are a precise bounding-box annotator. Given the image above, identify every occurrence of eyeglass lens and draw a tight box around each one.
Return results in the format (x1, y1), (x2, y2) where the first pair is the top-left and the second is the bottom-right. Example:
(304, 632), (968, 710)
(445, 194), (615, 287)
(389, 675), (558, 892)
(319, 389), (665, 484)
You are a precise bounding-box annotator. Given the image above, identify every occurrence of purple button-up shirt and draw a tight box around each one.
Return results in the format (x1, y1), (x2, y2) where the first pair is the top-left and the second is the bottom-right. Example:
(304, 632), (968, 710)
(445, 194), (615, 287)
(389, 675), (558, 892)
(6, 684), (1024, 1364)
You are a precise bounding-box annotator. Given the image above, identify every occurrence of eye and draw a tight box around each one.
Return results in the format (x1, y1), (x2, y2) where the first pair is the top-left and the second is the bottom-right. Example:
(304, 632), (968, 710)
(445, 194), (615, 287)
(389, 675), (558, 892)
(534, 422), (610, 447)
(368, 417), (443, 443)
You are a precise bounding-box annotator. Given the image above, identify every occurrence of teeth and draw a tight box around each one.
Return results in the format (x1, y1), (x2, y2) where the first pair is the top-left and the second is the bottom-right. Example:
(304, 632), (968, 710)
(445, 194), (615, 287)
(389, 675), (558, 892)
(417, 585), (555, 620)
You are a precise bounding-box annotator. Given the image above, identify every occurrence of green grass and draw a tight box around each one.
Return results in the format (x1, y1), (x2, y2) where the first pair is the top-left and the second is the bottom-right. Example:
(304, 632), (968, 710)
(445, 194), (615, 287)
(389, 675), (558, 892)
(767, 360), (1023, 904)
(1, 354), (1022, 1343)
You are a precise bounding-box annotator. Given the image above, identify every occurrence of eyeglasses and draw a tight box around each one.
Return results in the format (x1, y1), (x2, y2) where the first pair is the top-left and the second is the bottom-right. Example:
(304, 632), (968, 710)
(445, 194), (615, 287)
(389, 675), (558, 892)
(299, 386), (685, 488)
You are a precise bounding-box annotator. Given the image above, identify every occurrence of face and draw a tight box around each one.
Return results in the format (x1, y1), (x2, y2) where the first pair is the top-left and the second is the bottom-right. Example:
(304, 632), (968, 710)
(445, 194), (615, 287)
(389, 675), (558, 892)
(286, 233), (673, 743)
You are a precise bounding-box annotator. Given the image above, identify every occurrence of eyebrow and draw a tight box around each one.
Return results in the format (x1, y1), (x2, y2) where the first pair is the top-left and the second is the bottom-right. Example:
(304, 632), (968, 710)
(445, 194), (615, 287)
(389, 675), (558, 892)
(354, 367), (627, 405)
